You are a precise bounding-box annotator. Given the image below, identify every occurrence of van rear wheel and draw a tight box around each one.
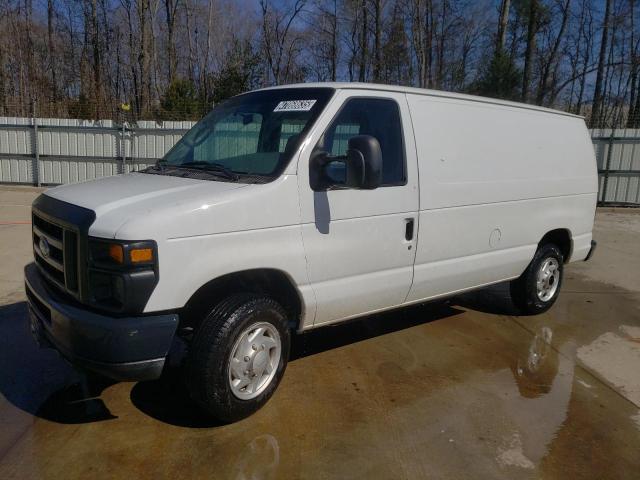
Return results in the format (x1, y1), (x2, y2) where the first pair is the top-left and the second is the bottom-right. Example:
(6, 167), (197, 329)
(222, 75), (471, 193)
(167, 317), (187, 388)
(510, 244), (564, 315)
(187, 294), (290, 423)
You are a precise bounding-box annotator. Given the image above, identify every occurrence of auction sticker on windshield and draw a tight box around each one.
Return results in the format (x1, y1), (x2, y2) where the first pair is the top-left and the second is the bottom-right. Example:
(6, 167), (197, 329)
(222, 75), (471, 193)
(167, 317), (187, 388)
(274, 100), (317, 112)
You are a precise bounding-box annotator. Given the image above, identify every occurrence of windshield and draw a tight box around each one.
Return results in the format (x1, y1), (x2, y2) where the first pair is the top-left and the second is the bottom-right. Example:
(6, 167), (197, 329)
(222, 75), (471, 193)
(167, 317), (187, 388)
(152, 88), (334, 183)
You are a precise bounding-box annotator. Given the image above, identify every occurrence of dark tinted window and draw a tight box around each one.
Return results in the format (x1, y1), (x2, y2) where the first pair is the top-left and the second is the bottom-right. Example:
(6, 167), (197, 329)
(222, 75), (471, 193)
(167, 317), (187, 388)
(316, 98), (405, 185)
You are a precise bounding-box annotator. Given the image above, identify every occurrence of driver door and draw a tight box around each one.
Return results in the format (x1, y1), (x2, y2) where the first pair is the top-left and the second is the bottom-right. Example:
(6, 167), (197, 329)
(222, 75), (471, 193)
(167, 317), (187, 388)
(296, 90), (419, 327)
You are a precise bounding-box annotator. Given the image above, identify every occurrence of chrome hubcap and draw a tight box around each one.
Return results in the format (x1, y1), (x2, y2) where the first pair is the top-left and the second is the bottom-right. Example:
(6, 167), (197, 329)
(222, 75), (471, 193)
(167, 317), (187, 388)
(536, 257), (560, 302)
(228, 322), (281, 400)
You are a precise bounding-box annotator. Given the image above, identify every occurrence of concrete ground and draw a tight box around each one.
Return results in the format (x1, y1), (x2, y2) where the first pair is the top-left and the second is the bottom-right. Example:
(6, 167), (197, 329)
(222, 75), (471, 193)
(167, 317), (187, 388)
(0, 186), (638, 480)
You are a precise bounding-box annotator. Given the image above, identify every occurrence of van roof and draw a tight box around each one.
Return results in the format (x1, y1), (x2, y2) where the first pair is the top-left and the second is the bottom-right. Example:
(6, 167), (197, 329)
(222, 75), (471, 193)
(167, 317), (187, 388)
(259, 82), (583, 120)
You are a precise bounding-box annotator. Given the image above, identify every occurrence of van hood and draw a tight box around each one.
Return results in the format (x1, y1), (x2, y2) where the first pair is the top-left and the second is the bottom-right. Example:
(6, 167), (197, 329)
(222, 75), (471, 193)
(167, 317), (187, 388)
(45, 173), (246, 213)
(44, 172), (250, 238)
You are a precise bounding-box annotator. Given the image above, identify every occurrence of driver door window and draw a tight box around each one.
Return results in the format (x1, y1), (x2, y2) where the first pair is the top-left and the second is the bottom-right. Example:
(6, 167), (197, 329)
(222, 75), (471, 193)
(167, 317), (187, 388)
(315, 98), (406, 186)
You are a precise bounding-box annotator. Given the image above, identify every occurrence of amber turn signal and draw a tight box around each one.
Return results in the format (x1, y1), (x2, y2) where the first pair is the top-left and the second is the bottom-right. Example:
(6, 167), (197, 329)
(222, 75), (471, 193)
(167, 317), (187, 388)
(108, 244), (124, 264)
(130, 248), (153, 263)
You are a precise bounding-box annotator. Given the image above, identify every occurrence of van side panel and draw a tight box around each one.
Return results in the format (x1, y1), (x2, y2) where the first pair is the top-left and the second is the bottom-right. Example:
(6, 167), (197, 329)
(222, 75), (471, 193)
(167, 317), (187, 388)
(406, 195), (595, 302)
(405, 94), (598, 303)
(408, 95), (597, 208)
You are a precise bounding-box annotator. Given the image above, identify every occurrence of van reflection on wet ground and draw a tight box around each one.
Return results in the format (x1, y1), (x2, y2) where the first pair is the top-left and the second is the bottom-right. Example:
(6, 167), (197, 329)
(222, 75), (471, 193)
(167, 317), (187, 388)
(512, 327), (557, 399)
(230, 434), (280, 479)
(0, 275), (639, 479)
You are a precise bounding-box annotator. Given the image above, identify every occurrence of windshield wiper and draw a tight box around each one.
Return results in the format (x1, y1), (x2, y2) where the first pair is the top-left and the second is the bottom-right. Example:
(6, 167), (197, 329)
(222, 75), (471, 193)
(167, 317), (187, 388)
(176, 161), (239, 181)
(142, 160), (166, 173)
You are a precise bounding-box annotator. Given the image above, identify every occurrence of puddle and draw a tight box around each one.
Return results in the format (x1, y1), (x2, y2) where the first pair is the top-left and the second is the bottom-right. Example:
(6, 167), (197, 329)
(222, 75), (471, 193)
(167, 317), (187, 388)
(1, 277), (640, 478)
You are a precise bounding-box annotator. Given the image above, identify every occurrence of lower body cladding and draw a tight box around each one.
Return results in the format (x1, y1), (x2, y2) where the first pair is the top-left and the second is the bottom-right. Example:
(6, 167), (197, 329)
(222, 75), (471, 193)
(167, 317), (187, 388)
(24, 262), (178, 381)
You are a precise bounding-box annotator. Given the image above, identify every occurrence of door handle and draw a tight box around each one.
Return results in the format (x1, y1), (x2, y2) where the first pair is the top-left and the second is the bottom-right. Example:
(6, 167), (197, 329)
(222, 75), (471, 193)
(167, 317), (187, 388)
(405, 218), (415, 241)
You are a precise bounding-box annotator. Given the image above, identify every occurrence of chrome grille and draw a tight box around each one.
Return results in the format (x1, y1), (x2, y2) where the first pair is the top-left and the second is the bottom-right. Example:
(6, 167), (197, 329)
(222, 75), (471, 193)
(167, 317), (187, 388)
(32, 212), (78, 293)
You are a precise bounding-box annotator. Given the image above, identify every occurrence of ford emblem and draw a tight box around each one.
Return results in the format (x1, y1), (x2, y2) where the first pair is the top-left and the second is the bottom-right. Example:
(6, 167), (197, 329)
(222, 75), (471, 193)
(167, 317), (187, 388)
(39, 237), (50, 258)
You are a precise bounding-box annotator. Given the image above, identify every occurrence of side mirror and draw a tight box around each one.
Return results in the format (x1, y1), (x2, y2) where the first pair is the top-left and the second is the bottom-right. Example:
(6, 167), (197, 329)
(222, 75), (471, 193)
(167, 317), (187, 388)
(344, 135), (382, 190)
(309, 135), (382, 191)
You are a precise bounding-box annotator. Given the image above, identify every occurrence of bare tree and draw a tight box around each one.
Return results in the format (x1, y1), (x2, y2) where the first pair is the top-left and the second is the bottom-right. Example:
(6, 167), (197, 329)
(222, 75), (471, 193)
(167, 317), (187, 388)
(164, 0), (180, 82)
(0, 0), (637, 126)
(308, 0), (340, 81)
(591, 0), (612, 127)
(358, 0), (368, 81)
(496, 0), (511, 53)
(91, 0), (103, 112)
(535, 0), (570, 105)
(328, 0), (339, 81)
(434, 0), (448, 89)
(373, 0), (382, 81)
(47, 0), (57, 99)
(343, 0), (361, 81)
(574, 0), (594, 114)
(382, 0), (411, 84)
(521, 0), (539, 102)
(183, 0), (196, 83)
(627, 0), (640, 127)
(411, 0), (433, 88)
(260, 0), (306, 85)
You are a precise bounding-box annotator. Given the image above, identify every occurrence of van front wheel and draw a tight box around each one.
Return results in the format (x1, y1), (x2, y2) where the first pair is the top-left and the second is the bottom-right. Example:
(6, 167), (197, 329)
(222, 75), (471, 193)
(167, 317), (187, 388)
(187, 294), (290, 422)
(510, 244), (564, 315)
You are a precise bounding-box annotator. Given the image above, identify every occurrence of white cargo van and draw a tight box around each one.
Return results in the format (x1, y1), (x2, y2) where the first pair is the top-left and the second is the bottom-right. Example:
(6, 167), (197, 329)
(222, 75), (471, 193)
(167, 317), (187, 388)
(25, 83), (598, 421)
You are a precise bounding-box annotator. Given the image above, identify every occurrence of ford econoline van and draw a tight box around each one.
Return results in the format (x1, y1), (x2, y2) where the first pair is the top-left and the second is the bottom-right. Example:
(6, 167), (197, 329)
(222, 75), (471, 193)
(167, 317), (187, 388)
(25, 83), (598, 421)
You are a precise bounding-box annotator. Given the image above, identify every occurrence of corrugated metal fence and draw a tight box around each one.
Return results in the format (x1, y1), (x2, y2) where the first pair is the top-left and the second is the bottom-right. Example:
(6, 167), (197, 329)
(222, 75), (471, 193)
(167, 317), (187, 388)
(0, 117), (193, 185)
(0, 116), (639, 206)
(591, 129), (640, 205)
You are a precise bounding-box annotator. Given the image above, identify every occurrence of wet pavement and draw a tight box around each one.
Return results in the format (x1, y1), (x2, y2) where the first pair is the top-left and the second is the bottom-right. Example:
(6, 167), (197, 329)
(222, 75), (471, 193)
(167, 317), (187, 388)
(0, 187), (639, 479)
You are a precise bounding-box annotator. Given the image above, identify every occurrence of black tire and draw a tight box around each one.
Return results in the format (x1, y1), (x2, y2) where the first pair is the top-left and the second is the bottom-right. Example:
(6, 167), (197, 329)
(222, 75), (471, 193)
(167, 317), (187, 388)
(510, 243), (564, 315)
(187, 294), (290, 423)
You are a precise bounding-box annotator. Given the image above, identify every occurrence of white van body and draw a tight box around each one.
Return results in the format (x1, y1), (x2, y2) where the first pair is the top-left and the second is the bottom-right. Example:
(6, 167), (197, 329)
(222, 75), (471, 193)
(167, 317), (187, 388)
(48, 83), (595, 326)
(25, 83), (597, 418)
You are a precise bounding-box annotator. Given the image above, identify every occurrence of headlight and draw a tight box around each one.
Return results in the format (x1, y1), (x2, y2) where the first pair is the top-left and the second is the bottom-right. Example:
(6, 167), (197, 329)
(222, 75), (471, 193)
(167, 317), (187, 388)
(87, 238), (158, 313)
(89, 239), (156, 267)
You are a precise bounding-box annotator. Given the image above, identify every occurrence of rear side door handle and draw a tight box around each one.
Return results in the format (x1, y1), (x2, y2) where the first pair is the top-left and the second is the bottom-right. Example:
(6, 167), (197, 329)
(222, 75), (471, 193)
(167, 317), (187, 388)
(405, 218), (415, 241)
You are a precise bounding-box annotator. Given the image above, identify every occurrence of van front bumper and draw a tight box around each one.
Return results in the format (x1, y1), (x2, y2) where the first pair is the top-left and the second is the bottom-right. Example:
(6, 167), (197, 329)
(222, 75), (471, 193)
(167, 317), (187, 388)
(24, 262), (178, 381)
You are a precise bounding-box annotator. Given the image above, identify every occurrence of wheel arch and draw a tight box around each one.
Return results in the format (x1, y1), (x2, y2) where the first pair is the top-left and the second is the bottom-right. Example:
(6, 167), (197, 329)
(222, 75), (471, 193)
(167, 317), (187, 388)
(538, 228), (572, 263)
(180, 268), (304, 330)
